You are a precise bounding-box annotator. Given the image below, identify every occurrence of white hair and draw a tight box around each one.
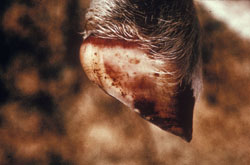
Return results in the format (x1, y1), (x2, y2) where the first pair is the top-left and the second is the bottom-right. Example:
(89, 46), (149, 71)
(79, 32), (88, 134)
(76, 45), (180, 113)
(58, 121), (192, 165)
(83, 0), (202, 98)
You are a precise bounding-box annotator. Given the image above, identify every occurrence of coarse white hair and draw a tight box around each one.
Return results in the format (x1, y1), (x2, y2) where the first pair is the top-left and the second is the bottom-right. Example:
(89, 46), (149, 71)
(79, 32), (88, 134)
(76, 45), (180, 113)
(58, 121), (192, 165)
(83, 0), (202, 99)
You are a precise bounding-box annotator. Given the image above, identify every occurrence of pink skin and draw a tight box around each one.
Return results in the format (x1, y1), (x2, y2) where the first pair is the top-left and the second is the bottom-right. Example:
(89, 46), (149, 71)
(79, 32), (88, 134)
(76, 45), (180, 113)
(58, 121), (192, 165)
(80, 36), (195, 142)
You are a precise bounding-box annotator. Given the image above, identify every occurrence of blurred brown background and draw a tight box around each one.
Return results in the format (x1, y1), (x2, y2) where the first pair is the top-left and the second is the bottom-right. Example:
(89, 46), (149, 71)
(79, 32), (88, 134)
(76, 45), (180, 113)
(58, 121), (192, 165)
(0, 0), (250, 164)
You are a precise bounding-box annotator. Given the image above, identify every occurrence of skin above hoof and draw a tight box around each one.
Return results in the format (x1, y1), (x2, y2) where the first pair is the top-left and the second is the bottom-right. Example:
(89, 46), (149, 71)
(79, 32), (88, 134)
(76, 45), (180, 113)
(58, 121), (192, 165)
(80, 37), (196, 142)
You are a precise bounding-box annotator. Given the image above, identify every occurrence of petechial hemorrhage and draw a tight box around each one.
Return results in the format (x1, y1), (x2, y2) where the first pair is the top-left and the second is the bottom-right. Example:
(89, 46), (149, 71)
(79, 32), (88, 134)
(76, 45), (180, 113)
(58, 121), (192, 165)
(80, 0), (202, 142)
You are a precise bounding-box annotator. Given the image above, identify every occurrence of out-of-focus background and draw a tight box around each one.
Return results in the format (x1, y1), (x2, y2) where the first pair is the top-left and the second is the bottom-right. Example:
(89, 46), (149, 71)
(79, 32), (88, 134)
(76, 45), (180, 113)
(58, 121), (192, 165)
(0, 0), (250, 164)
